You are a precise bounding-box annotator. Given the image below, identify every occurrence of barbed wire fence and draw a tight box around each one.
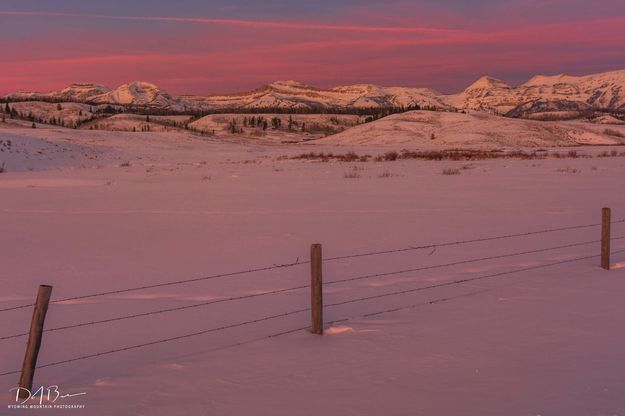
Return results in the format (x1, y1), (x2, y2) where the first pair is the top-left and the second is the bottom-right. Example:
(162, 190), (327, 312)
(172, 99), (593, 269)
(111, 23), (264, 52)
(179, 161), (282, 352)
(0, 210), (623, 389)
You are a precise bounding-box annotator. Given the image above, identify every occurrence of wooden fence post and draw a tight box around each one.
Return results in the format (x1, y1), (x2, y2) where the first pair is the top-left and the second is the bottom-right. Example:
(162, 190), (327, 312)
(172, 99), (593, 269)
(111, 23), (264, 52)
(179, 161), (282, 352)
(601, 208), (611, 270)
(18, 285), (53, 398)
(311, 244), (323, 335)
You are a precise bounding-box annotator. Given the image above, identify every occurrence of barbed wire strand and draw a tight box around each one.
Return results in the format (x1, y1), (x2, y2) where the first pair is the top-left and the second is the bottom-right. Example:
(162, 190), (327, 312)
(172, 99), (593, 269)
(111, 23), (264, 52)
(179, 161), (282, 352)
(325, 237), (625, 286)
(1, 222), (623, 314)
(1, 237), (623, 341)
(0, 308), (311, 377)
(107, 251), (619, 364)
(325, 286), (499, 327)
(1, 248), (623, 378)
(323, 220), (625, 263)
(325, 248), (625, 310)
(0, 259), (308, 313)
(0, 284), (310, 341)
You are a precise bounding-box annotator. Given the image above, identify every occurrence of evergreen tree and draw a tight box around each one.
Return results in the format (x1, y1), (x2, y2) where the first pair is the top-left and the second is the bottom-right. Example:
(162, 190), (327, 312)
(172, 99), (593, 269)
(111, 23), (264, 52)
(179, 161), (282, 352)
(271, 117), (281, 129)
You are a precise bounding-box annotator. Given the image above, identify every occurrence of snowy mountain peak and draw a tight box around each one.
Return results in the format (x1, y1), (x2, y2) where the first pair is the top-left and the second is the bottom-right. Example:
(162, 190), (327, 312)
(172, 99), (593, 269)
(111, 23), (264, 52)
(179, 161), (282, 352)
(61, 83), (111, 93)
(58, 83), (112, 102)
(446, 68), (625, 115)
(466, 76), (512, 91)
(92, 81), (178, 107)
(521, 73), (577, 87)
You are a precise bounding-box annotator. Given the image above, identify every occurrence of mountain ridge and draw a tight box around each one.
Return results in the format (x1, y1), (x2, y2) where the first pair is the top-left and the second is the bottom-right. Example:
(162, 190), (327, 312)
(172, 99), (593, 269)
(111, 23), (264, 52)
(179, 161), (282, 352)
(5, 68), (625, 116)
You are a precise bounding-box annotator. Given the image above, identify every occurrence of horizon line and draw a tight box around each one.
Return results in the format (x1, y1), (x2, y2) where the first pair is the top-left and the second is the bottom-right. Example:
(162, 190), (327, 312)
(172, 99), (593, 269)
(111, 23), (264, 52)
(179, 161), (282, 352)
(4, 66), (625, 98)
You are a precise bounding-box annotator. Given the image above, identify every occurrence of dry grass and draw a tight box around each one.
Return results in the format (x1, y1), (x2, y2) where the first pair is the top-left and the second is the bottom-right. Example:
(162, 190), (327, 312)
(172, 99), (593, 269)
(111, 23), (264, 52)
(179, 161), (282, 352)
(344, 171), (361, 179)
(597, 150), (625, 157)
(288, 147), (625, 164)
(291, 151), (371, 162)
(293, 149), (558, 162)
(556, 166), (581, 174)
(442, 168), (461, 175)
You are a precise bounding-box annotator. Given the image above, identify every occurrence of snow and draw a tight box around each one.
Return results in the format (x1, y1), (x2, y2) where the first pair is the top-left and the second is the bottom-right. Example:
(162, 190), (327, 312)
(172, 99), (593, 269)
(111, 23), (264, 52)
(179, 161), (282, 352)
(445, 68), (625, 114)
(1, 126), (625, 415)
(315, 110), (625, 147)
(465, 76), (512, 91)
(521, 73), (579, 87)
(186, 81), (448, 110)
(6, 68), (625, 116)
(58, 83), (112, 102)
(188, 113), (364, 142)
(93, 81), (176, 107)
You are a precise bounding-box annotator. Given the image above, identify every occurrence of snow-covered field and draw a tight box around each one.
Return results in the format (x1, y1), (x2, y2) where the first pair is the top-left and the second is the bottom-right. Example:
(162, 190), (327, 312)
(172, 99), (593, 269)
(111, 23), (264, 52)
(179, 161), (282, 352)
(1, 126), (625, 415)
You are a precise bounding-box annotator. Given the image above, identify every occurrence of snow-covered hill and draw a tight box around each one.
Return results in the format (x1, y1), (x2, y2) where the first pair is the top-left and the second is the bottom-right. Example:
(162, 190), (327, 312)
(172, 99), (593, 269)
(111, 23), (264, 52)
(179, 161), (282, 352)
(314, 110), (625, 147)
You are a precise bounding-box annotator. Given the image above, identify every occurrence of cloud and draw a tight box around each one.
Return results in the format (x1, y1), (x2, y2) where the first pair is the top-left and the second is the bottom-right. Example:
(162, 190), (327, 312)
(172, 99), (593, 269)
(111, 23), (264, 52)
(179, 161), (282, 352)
(1, 8), (624, 95)
(0, 10), (463, 34)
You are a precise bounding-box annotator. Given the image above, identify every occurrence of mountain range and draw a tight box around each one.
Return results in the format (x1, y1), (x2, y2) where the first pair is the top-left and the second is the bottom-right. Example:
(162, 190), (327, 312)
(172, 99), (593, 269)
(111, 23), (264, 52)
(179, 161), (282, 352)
(5, 69), (625, 117)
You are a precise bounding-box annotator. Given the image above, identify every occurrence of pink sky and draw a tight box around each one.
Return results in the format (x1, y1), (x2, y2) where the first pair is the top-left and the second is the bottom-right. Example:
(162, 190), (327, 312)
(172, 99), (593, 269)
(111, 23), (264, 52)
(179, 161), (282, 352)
(1, 6), (625, 95)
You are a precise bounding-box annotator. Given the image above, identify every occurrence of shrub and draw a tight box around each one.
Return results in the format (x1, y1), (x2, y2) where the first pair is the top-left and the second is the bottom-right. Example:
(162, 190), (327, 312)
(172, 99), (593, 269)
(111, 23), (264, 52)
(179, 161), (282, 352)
(383, 151), (399, 161)
(442, 168), (461, 175)
(0, 162), (5, 173)
(344, 171), (361, 179)
(339, 151), (360, 162)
